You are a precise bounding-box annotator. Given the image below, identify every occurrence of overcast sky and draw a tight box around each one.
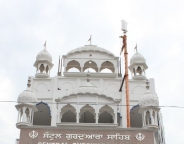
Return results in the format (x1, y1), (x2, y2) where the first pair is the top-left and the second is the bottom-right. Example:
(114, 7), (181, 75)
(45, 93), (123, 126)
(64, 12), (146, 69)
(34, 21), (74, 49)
(0, 0), (184, 143)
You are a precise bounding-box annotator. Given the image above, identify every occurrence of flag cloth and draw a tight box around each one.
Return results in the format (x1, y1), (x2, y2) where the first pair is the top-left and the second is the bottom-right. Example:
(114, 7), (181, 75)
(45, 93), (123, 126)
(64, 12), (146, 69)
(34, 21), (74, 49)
(120, 35), (127, 55)
(88, 36), (91, 42)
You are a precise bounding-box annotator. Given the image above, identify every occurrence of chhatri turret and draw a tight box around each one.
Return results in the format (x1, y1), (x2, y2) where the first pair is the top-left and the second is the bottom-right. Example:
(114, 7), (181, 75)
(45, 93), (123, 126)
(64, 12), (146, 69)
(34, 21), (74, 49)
(15, 77), (37, 128)
(139, 79), (160, 129)
(129, 48), (148, 80)
(33, 42), (54, 78)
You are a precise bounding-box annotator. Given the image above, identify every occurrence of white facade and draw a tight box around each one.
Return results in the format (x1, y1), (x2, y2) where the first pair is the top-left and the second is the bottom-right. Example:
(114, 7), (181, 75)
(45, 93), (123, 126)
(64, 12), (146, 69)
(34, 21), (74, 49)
(16, 44), (165, 144)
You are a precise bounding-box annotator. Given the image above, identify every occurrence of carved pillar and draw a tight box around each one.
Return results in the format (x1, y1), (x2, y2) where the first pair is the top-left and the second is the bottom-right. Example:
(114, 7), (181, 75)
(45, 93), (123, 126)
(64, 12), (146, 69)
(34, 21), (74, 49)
(22, 107), (27, 122)
(76, 112), (79, 123)
(95, 113), (99, 124)
(81, 67), (83, 72)
(114, 112), (117, 124)
(98, 67), (100, 73)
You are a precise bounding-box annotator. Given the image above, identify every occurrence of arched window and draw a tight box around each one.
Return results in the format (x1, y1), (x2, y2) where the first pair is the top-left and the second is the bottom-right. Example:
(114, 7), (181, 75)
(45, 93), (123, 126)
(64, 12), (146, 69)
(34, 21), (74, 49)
(61, 104), (76, 122)
(152, 111), (155, 124)
(33, 102), (51, 126)
(145, 111), (151, 125)
(83, 61), (97, 72)
(39, 64), (45, 73)
(100, 61), (114, 73)
(99, 105), (114, 123)
(79, 105), (95, 123)
(66, 60), (81, 72)
(136, 66), (142, 75)
(46, 65), (49, 73)
(130, 105), (142, 127)
(25, 108), (30, 123)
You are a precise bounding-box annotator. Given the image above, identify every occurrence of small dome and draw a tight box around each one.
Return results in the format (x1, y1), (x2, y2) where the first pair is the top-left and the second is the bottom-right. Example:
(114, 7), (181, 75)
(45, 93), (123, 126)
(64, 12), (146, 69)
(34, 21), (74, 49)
(139, 90), (159, 108)
(130, 52), (146, 65)
(36, 49), (52, 62)
(66, 45), (115, 57)
(17, 89), (37, 103)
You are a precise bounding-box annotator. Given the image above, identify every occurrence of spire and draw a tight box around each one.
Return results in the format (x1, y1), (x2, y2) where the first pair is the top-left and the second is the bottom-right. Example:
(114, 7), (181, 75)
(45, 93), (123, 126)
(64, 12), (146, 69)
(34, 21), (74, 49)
(44, 41), (46, 51)
(87, 35), (92, 45)
(134, 44), (137, 53)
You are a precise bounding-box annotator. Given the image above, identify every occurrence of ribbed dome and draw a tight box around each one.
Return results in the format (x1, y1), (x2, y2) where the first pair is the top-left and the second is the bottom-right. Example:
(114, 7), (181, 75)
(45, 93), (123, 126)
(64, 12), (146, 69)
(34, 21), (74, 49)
(130, 52), (146, 65)
(139, 90), (159, 108)
(17, 88), (37, 103)
(66, 45), (115, 57)
(36, 49), (52, 62)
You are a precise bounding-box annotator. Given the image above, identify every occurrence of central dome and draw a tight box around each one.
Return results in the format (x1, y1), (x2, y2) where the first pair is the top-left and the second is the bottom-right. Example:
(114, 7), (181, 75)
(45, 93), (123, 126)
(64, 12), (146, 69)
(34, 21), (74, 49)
(66, 45), (115, 57)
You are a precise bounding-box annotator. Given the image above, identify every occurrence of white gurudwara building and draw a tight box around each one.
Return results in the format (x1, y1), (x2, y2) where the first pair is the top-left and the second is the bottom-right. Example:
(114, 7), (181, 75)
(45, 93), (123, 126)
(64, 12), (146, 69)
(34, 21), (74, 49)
(15, 43), (166, 144)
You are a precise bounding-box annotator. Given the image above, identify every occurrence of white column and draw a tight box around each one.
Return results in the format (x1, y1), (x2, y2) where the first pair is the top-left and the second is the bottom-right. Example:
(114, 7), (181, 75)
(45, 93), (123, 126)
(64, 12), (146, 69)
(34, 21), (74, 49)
(81, 67), (83, 72)
(155, 111), (158, 125)
(22, 107), (27, 122)
(31, 111), (34, 124)
(98, 67), (100, 73)
(114, 112), (117, 124)
(143, 111), (146, 127)
(17, 109), (20, 123)
(57, 111), (60, 123)
(76, 112), (79, 123)
(95, 113), (99, 124)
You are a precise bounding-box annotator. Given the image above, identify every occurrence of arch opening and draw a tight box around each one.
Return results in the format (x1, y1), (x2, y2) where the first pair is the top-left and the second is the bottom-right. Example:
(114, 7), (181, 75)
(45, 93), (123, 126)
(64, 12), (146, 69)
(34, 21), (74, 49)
(39, 64), (45, 73)
(79, 105), (95, 123)
(100, 61), (114, 73)
(98, 105), (114, 123)
(130, 105), (142, 127)
(66, 60), (81, 72)
(83, 61), (98, 72)
(33, 102), (51, 126)
(61, 104), (76, 122)
(145, 110), (151, 125)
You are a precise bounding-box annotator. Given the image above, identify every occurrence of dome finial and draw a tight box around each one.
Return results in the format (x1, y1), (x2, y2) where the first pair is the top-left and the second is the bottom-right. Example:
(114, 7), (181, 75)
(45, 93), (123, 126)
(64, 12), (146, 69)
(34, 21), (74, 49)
(146, 79), (149, 90)
(87, 35), (92, 45)
(134, 44), (138, 53)
(44, 41), (46, 51)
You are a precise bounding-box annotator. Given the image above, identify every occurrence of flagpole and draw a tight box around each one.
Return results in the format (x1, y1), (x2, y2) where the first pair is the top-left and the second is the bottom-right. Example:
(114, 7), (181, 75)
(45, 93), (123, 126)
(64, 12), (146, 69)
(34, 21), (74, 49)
(120, 20), (130, 128)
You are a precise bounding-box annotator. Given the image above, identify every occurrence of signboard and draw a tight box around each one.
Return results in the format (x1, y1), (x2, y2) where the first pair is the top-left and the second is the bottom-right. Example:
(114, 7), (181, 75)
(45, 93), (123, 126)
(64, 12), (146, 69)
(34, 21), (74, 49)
(19, 128), (154, 144)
